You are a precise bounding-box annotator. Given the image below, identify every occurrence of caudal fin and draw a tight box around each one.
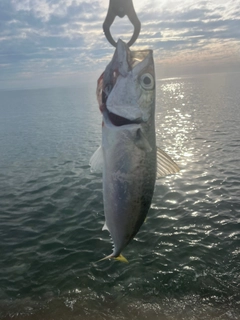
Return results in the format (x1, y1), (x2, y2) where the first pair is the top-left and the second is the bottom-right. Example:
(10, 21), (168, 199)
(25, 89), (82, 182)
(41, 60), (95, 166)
(97, 253), (128, 263)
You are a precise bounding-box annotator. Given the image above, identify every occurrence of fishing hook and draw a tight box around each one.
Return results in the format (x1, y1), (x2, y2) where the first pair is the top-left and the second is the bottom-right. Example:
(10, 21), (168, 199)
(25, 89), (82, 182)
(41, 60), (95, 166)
(103, 0), (141, 47)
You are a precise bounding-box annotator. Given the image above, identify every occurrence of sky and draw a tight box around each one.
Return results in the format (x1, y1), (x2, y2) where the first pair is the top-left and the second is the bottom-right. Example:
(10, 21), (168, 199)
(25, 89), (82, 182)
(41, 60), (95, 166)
(0, 0), (240, 89)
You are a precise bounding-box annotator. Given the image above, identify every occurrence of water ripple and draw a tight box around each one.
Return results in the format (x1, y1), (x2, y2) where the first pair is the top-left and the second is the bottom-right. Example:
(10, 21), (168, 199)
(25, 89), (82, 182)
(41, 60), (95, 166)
(0, 76), (240, 319)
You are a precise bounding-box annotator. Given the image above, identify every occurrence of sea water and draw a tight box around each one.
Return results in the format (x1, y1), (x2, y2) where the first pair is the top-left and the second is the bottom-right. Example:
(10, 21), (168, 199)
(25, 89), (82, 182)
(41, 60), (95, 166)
(0, 72), (239, 319)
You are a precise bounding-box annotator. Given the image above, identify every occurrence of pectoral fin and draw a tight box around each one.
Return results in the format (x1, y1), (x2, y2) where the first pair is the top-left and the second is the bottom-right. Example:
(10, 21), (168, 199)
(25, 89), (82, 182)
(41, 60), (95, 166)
(135, 129), (152, 152)
(156, 147), (180, 178)
(89, 146), (103, 173)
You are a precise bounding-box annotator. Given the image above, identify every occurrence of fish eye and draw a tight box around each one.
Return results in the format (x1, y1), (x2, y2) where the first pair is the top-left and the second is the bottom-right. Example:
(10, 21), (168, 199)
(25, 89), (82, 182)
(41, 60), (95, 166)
(140, 73), (154, 90)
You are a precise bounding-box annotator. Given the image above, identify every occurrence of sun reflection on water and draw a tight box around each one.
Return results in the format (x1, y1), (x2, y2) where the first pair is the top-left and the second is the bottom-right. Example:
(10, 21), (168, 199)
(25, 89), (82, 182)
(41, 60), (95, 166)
(156, 79), (197, 168)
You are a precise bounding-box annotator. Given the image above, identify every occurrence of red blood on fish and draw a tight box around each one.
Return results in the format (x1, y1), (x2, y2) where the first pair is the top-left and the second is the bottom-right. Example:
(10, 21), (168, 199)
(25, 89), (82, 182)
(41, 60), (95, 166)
(100, 103), (106, 113)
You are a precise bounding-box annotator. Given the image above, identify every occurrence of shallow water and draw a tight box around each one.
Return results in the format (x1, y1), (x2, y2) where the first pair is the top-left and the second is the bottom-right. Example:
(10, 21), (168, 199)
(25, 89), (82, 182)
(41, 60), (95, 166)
(0, 73), (239, 319)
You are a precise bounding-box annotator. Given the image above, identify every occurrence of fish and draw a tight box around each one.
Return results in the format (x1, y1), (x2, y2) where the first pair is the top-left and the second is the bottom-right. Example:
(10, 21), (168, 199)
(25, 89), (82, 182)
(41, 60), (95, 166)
(90, 39), (179, 262)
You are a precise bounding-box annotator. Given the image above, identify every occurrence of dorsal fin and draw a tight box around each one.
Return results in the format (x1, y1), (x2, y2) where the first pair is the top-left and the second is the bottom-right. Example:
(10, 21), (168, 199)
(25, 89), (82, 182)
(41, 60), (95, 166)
(102, 221), (109, 231)
(156, 147), (180, 178)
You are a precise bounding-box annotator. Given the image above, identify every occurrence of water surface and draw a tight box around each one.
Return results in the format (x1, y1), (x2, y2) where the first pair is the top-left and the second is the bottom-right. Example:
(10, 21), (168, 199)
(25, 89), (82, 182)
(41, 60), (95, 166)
(0, 73), (239, 319)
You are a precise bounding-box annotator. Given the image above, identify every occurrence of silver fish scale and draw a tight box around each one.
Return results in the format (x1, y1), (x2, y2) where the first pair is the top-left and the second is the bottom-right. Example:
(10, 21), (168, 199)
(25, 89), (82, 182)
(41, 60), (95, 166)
(92, 39), (178, 262)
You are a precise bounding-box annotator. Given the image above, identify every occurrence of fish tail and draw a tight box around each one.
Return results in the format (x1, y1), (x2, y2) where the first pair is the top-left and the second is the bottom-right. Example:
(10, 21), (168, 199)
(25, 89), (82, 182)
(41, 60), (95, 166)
(97, 253), (128, 263)
(113, 254), (128, 263)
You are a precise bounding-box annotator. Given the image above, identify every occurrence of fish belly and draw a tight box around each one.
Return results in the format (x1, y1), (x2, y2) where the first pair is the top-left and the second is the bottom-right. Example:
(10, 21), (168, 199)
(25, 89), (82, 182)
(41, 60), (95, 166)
(102, 126), (156, 256)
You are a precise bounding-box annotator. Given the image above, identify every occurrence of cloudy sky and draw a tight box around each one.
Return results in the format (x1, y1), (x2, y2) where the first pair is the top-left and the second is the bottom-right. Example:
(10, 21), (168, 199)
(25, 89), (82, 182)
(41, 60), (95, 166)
(1, 0), (240, 89)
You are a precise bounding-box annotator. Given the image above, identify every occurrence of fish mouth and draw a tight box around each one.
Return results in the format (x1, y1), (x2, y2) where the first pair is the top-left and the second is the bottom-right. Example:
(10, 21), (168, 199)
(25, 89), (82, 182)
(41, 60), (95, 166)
(107, 108), (141, 127)
(101, 101), (141, 126)
(101, 90), (141, 127)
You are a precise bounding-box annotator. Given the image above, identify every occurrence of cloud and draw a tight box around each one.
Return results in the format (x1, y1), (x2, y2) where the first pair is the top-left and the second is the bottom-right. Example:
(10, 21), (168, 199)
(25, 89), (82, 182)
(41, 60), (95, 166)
(135, 1), (240, 77)
(0, 0), (240, 89)
(0, 0), (108, 88)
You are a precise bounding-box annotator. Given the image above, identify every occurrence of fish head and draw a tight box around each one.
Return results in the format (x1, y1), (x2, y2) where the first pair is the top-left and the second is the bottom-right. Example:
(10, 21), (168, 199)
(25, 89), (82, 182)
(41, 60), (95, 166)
(97, 39), (155, 126)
